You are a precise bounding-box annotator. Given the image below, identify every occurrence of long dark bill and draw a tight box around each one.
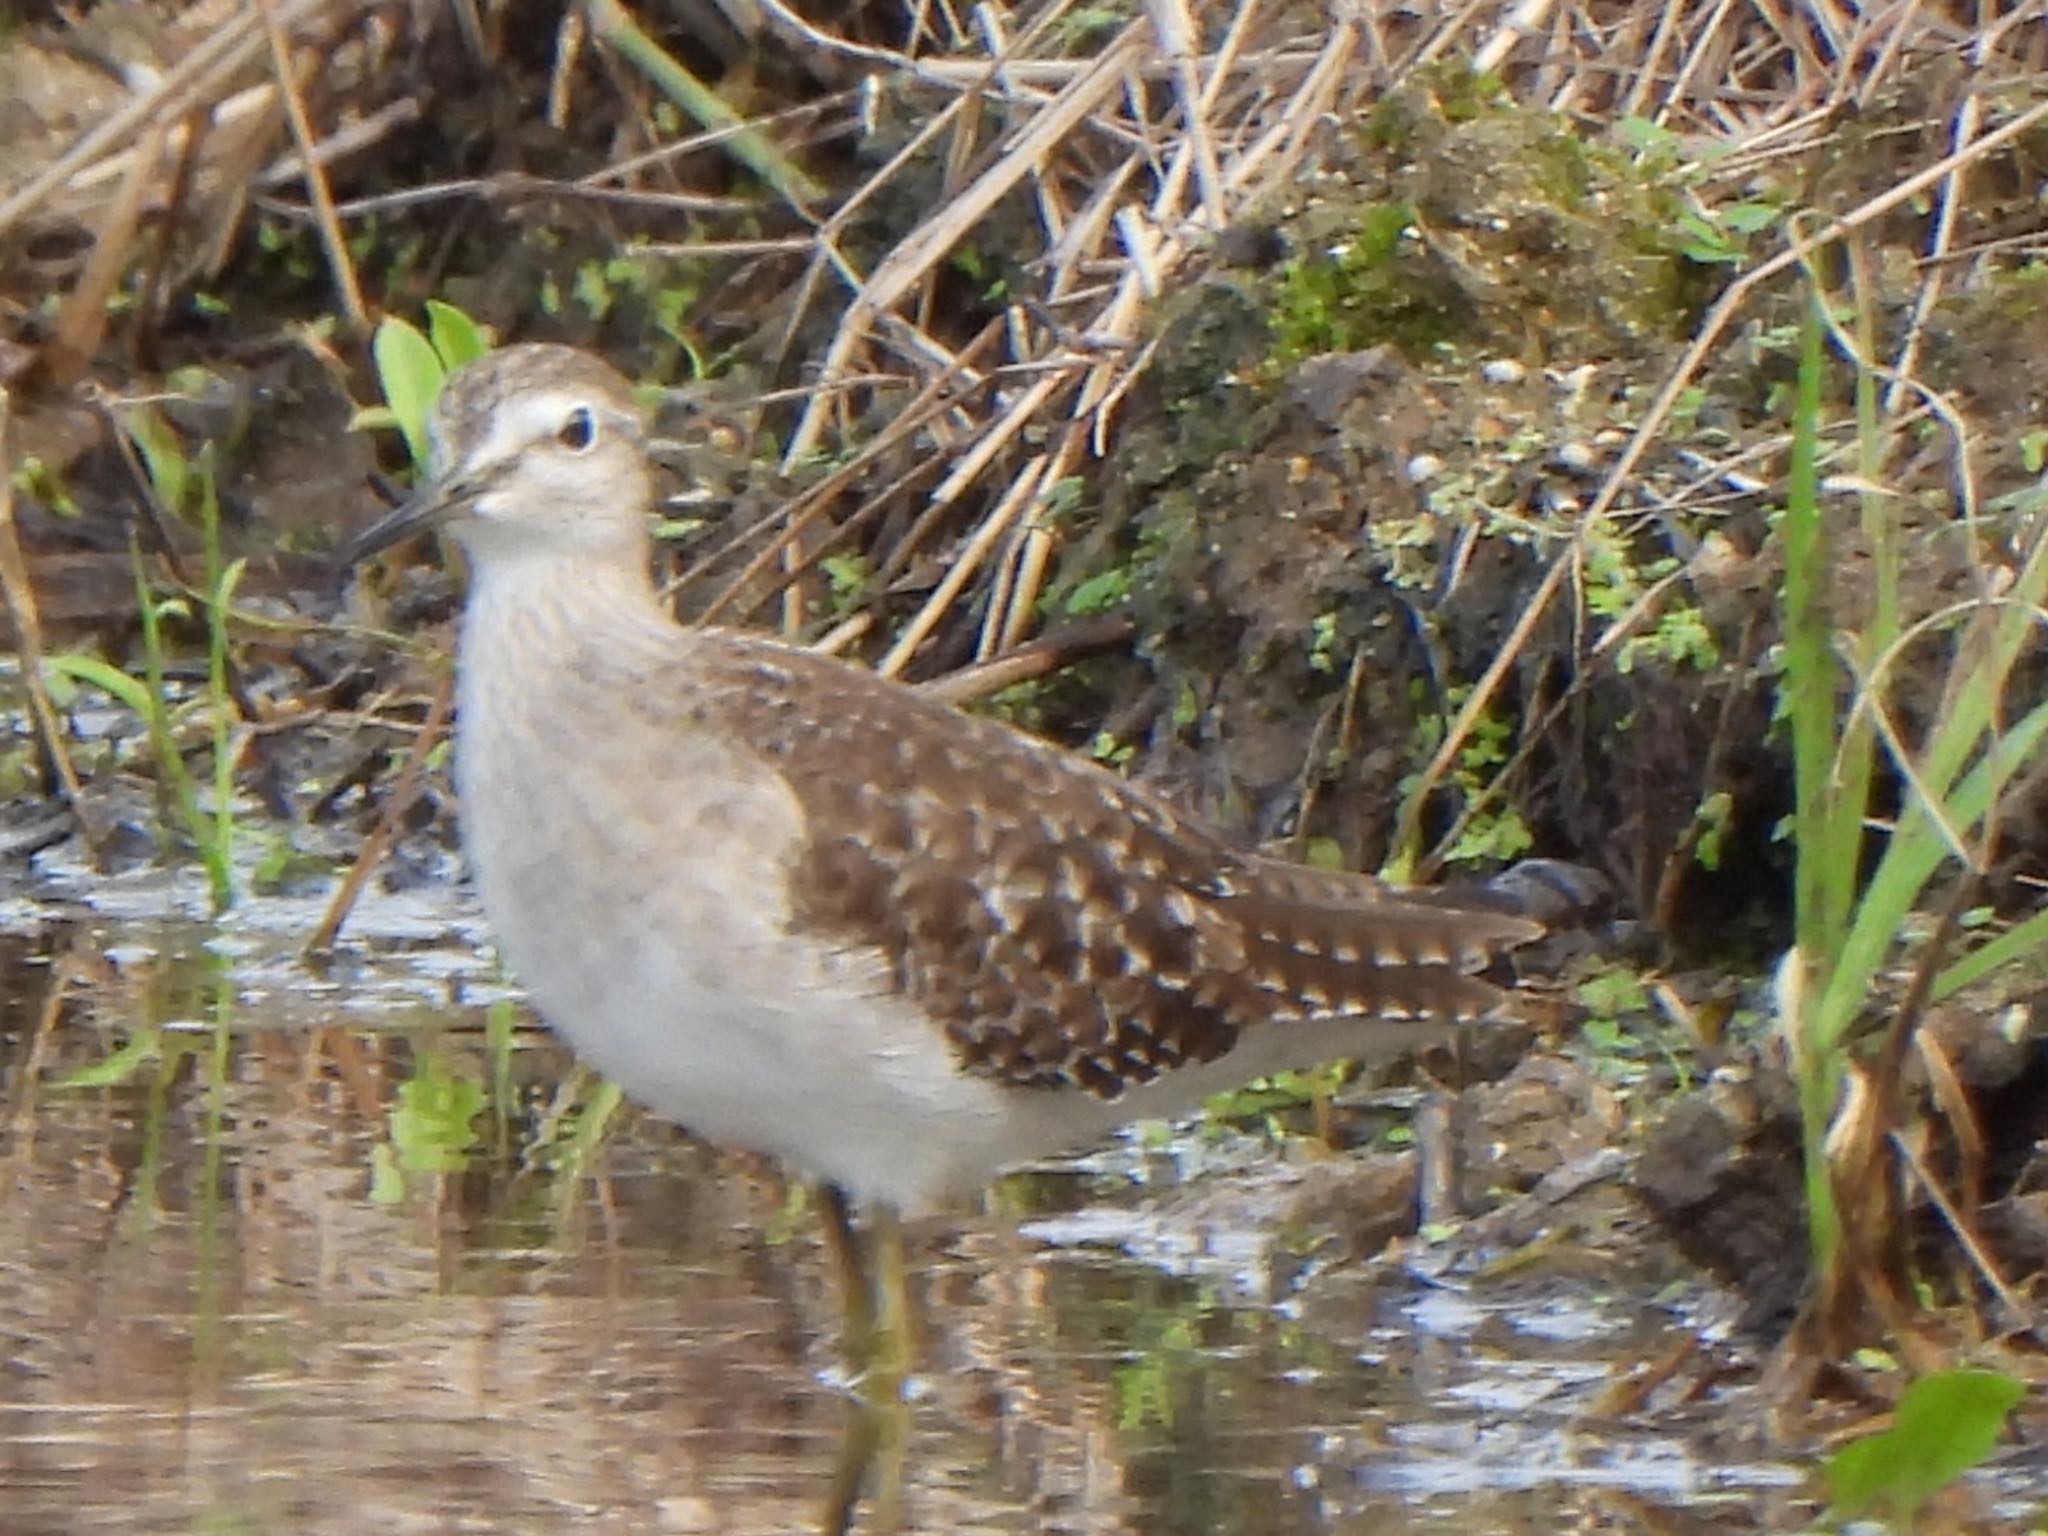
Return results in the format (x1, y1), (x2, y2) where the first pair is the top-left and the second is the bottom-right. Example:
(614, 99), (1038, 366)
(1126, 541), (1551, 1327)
(342, 475), (475, 568)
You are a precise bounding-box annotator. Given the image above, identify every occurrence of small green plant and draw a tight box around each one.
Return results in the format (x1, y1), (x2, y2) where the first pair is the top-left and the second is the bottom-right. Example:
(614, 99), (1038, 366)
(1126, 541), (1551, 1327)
(1203, 1060), (1349, 1133)
(1672, 199), (1782, 266)
(44, 430), (243, 911)
(11, 455), (80, 517)
(255, 215), (320, 280)
(1620, 600), (1719, 674)
(1056, 565), (1133, 616)
(544, 1074), (626, 1224)
(1688, 789), (1735, 871)
(355, 302), (492, 466)
(1300, 835), (1345, 871)
(1088, 730), (1134, 768)
(1578, 521), (1720, 675)
(820, 553), (872, 618)
(369, 1050), (488, 1203)
(1045, 2), (1131, 51)
(557, 247), (704, 359)
(1776, 288), (2048, 1314)
(1614, 115), (1779, 267)
(1824, 1368), (2023, 1531)
(250, 831), (331, 895)
(1111, 1315), (1198, 1430)
(1573, 966), (1692, 1088)
(1614, 114), (1686, 164)
(1363, 509), (1447, 591)
(1268, 202), (1470, 364)
(1308, 611), (1341, 674)
(2021, 427), (2048, 474)
(1440, 808), (1532, 865)
(573, 260), (616, 320)
(1400, 683), (1533, 867)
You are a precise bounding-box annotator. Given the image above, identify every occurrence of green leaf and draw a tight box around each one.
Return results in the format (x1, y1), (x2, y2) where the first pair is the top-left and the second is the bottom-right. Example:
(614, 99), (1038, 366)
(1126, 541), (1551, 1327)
(1061, 568), (1130, 615)
(371, 317), (446, 468)
(1615, 115), (1677, 155)
(121, 406), (190, 516)
(1718, 200), (1781, 235)
(387, 1054), (486, 1174)
(573, 262), (613, 321)
(367, 1142), (406, 1205)
(1303, 836), (1345, 871)
(425, 301), (490, 370)
(1576, 967), (1649, 1019)
(1693, 789), (1734, 871)
(820, 553), (870, 599)
(1825, 1368), (2024, 1525)
(1934, 901), (2048, 1000)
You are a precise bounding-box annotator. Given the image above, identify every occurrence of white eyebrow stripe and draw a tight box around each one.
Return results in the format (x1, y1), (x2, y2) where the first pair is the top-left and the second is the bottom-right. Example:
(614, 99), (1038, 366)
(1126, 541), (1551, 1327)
(461, 389), (595, 470)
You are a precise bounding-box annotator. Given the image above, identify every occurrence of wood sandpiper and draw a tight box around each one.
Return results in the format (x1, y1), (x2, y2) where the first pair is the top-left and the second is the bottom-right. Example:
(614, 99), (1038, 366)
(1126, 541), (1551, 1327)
(346, 344), (1543, 1359)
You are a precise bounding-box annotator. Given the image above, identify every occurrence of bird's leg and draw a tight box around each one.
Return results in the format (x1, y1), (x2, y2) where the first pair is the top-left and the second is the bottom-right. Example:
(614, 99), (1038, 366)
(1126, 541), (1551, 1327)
(818, 1181), (877, 1345)
(821, 1380), (911, 1536)
(869, 1203), (915, 1386)
(816, 1182), (915, 1394)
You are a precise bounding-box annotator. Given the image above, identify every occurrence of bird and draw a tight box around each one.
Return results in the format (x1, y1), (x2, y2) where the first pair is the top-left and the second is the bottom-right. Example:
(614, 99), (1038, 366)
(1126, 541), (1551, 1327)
(345, 342), (1544, 1368)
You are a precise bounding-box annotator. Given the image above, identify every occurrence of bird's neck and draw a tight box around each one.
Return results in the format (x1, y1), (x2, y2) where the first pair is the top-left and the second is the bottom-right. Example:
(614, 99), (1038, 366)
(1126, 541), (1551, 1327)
(461, 552), (680, 700)
(469, 541), (661, 616)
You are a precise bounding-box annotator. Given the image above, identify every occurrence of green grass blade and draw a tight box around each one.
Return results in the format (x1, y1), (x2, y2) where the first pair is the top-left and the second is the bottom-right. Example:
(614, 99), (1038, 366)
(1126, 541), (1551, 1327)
(1819, 689), (2048, 1025)
(1781, 298), (1840, 962)
(1934, 902), (2048, 1001)
(43, 652), (158, 719)
(197, 445), (236, 913)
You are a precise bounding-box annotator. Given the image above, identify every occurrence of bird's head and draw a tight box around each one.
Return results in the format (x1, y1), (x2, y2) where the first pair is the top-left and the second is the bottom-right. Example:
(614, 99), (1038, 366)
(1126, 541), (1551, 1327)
(347, 344), (654, 570)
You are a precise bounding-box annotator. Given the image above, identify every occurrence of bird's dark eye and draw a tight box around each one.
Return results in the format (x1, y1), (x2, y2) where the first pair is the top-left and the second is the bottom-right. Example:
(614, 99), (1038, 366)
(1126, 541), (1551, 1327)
(558, 406), (597, 451)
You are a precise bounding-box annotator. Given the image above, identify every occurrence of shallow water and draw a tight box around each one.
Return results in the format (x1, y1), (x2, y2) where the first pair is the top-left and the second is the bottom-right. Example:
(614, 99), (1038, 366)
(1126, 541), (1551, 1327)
(0, 855), (1844, 1533)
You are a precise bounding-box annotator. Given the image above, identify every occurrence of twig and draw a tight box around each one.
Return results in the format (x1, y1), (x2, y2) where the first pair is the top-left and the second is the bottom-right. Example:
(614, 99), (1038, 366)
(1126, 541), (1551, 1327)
(1890, 1128), (2039, 1340)
(1885, 87), (1975, 417)
(258, 0), (368, 332)
(305, 668), (456, 954)
(0, 0), (300, 239)
(784, 24), (1141, 464)
(548, 3), (586, 128)
(40, 122), (164, 387)
(1145, 0), (1225, 228)
(687, 322), (1006, 621)
(878, 455), (1046, 678)
(918, 615), (1135, 705)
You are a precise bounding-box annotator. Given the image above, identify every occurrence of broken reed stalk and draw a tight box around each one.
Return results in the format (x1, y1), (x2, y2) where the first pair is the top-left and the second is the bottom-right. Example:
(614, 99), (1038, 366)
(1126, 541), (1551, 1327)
(0, 390), (88, 813)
